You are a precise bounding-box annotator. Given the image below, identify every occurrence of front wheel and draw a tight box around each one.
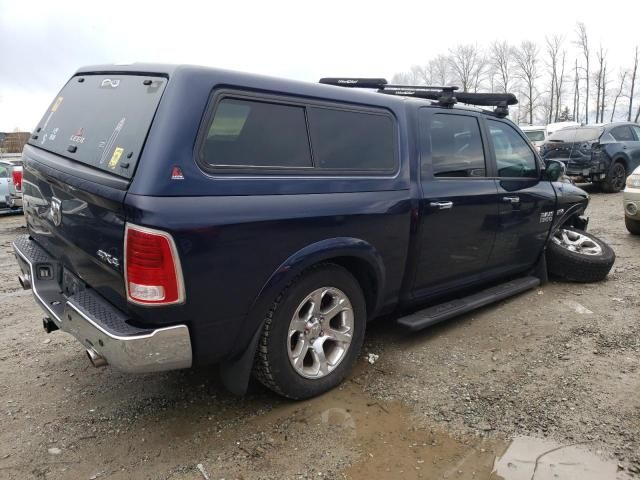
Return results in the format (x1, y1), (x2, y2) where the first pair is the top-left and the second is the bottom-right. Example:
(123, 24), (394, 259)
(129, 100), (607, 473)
(626, 217), (640, 235)
(547, 227), (615, 282)
(253, 264), (366, 399)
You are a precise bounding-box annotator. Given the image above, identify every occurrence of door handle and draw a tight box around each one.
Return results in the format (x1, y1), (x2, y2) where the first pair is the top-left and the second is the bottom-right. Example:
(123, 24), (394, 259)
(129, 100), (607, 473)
(502, 196), (520, 204)
(430, 201), (453, 210)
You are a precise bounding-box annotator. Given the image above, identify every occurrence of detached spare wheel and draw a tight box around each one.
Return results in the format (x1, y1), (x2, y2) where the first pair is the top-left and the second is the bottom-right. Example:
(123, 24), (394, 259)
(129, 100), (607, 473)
(547, 227), (615, 283)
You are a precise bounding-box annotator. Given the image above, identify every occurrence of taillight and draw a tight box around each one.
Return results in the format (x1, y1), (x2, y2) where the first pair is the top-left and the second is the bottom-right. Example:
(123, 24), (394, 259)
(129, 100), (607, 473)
(124, 224), (185, 306)
(12, 170), (22, 191)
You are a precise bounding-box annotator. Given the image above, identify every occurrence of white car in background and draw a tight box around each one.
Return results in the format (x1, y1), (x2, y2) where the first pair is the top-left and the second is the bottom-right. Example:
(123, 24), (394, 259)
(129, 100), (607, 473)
(521, 125), (547, 151)
(624, 165), (640, 234)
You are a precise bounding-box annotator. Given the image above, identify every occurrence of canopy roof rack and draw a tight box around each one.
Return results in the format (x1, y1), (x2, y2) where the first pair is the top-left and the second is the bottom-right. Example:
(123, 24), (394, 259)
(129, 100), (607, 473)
(318, 78), (517, 118)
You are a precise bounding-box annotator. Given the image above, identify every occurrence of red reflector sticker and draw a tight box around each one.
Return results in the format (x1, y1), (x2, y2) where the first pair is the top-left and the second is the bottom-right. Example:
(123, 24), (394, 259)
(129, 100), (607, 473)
(171, 166), (184, 180)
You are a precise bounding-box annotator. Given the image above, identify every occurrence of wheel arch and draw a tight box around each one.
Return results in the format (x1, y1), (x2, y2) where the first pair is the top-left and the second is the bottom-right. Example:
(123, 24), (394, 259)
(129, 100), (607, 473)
(253, 237), (385, 321)
(611, 155), (629, 171)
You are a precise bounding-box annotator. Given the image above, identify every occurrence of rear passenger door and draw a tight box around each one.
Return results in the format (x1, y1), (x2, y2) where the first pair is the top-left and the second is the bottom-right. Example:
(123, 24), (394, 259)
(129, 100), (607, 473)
(484, 119), (557, 274)
(412, 109), (500, 299)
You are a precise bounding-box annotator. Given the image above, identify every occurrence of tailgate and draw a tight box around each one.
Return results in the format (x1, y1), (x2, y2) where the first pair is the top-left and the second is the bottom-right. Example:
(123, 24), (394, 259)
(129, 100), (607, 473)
(23, 146), (129, 309)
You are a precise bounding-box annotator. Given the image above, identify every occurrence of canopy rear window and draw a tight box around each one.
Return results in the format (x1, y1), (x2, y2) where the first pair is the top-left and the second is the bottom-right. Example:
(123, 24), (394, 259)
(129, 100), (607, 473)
(28, 74), (166, 178)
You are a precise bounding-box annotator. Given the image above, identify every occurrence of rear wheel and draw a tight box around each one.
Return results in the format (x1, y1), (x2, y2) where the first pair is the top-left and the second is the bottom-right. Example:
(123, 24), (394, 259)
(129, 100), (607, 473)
(547, 227), (615, 282)
(602, 162), (626, 193)
(626, 217), (640, 235)
(253, 264), (366, 399)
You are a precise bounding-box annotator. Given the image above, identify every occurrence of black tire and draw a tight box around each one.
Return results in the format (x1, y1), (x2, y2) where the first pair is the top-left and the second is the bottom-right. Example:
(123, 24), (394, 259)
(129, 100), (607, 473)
(253, 264), (366, 399)
(547, 227), (615, 283)
(626, 217), (640, 235)
(601, 161), (626, 193)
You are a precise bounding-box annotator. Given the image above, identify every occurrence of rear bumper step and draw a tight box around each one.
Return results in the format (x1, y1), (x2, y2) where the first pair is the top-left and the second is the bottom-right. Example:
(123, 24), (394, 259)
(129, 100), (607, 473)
(13, 234), (192, 373)
(397, 276), (540, 331)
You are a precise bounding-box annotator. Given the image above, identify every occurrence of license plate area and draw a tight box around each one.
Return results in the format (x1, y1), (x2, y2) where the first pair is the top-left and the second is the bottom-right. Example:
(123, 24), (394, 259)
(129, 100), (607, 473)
(62, 267), (86, 297)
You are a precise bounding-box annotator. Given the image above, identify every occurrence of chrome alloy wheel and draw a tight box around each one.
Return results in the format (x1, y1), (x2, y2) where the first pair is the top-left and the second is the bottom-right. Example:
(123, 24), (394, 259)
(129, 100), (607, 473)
(552, 228), (603, 256)
(287, 287), (354, 379)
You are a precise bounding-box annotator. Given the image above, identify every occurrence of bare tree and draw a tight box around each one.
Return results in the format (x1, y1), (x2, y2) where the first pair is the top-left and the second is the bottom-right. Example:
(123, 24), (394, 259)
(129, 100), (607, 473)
(449, 44), (483, 91)
(628, 46), (638, 121)
(594, 45), (606, 122)
(555, 50), (567, 121)
(545, 35), (564, 123)
(490, 41), (515, 93)
(610, 70), (628, 122)
(431, 55), (452, 86)
(514, 41), (540, 125)
(575, 22), (591, 123)
(573, 59), (580, 122)
(600, 63), (608, 123)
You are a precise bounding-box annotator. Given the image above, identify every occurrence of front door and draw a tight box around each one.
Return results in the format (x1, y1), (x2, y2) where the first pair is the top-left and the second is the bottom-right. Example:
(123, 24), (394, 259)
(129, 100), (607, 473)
(484, 119), (557, 274)
(411, 109), (500, 300)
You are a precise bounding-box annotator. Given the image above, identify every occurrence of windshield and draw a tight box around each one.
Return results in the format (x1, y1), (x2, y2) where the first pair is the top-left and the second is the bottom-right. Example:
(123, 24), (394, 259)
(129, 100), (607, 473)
(523, 130), (545, 142)
(548, 127), (604, 143)
(28, 74), (166, 179)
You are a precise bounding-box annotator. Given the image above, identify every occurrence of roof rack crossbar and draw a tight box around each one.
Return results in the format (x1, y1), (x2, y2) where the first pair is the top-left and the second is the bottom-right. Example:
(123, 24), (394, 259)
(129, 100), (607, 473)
(319, 77), (517, 116)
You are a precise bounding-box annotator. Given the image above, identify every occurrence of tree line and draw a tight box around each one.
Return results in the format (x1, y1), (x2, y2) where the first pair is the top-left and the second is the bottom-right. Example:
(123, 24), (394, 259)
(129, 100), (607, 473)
(391, 22), (639, 126)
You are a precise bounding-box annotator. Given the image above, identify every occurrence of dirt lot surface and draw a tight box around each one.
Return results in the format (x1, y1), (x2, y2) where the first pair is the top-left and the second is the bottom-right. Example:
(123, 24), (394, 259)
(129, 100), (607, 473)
(0, 188), (639, 480)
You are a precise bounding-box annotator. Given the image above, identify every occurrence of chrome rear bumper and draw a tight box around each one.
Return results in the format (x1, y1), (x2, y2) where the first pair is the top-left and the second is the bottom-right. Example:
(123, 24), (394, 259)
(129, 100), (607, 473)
(13, 234), (192, 373)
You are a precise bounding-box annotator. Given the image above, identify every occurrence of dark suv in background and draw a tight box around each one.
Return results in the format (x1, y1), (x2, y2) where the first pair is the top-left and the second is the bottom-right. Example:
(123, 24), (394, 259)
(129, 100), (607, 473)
(13, 65), (615, 399)
(540, 122), (640, 192)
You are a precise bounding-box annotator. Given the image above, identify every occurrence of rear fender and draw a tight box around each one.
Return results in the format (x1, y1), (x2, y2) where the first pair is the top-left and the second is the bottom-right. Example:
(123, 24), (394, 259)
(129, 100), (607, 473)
(219, 237), (385, 396)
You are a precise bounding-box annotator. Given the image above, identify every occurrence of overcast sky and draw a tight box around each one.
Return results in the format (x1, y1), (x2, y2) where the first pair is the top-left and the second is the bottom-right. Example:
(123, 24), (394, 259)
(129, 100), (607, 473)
(1, 0), (639, 131)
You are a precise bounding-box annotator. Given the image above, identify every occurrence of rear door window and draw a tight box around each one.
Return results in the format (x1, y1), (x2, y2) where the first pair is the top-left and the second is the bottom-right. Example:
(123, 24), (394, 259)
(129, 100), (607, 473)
(428, 114), (487, 177)
(201, 98), (312, 169)
(29, 75), (166, 179)
(611, 125), (635, 142)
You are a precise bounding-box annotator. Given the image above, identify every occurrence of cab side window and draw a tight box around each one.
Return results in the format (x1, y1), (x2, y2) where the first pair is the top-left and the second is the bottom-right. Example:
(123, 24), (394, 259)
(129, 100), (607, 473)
(0, 166), (8, 178)
(429, 114), (486, 178)
(487, 120), (538, 178)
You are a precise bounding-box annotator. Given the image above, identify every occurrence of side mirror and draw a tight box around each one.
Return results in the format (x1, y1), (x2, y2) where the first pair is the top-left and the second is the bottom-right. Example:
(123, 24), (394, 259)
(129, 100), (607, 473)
(543, 160), (567, 182)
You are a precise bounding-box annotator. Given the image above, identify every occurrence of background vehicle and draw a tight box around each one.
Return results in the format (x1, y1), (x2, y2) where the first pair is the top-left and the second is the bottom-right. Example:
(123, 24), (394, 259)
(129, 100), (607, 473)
(540, 122), (640, 192)
(13, 66), (615, 399)
(0, 158), (22, 209)
(520, 125), (547, 151)
(6, 161), (23, 209)
(546, 121), (580, 136)
(624, 165), (640, 234)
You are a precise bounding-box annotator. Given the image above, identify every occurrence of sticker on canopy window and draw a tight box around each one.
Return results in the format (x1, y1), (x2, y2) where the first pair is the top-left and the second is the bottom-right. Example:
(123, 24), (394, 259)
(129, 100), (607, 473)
(70, 127), (86, 144)
(51, 96), (64, 112)
(108, 147), (124, 169)
(99, 117), (126, 165)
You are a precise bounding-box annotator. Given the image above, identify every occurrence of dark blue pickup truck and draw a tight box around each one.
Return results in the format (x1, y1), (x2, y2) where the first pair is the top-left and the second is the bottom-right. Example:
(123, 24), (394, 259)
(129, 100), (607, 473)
(14, 65), (614, 399)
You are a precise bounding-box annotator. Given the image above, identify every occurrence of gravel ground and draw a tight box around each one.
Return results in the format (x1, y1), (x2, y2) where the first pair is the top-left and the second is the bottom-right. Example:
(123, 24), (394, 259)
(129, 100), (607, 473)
(0, 188), (638, 479)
